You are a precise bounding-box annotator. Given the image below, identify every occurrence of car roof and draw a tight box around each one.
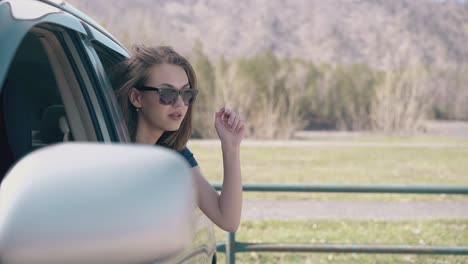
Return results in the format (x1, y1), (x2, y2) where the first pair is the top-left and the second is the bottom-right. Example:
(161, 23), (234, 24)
(4, 0), (127, 53)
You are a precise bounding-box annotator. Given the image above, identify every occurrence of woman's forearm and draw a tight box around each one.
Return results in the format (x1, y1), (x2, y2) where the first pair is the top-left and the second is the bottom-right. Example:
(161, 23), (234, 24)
(218, 143), (242, 232)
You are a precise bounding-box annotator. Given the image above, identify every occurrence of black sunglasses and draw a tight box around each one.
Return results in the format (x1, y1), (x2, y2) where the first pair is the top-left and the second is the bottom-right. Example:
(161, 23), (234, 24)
(136, 86), (198, 106)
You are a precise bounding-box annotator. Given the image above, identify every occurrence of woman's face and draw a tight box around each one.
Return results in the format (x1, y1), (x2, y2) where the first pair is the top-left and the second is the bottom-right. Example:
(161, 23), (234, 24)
(135, 63), (190, 133)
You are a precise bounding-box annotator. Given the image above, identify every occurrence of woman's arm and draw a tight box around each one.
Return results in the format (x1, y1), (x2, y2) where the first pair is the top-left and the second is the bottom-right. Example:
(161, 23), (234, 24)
(193, 107), (244, 232)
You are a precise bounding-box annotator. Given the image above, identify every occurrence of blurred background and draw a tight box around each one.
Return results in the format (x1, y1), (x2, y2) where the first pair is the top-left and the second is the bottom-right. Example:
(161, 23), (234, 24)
(68, 0), (468, 139)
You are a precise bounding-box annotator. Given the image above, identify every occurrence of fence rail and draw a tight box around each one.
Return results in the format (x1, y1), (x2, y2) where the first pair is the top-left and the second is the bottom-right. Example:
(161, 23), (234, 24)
(212, 182), (468, 264)
(213, 183), (468, 194)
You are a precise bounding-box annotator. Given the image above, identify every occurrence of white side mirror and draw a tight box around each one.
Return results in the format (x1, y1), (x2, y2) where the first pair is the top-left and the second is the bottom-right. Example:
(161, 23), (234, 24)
(0, 143), (195, 264)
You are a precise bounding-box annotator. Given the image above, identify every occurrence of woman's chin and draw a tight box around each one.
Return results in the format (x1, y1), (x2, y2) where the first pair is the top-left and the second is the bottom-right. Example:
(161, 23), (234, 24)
(165, 124), (182, 132)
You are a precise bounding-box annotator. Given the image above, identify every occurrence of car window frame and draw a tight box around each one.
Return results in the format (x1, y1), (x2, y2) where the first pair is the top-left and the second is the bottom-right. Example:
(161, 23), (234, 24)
(75, 23), (131, 143)
(0, 2), (109, 143)
(34, 24), (100, 142)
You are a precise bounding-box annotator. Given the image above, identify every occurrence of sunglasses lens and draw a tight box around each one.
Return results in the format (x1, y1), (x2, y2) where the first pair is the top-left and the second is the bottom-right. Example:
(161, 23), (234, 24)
(159, 89), (178, 105)
(181, 90), (196, 106)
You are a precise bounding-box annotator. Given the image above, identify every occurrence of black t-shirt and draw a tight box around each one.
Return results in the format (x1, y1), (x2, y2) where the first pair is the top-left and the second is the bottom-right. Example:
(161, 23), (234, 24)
(178, 147), (198, 168)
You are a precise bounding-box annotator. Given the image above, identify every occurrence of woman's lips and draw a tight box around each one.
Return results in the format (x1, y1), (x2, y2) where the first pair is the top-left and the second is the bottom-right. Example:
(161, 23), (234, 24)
(168, 113), (183, 121)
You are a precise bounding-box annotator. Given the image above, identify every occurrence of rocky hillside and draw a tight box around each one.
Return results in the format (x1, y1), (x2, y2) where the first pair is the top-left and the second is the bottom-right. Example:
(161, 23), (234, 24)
(67, 0), (468, 67)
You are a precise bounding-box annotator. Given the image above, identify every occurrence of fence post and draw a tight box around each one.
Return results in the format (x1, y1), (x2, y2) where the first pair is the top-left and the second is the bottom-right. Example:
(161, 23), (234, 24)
(226, 232), (236, 264)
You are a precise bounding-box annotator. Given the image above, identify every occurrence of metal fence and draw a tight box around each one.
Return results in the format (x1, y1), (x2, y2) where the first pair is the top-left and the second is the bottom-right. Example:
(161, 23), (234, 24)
(213, 183), (468, 264)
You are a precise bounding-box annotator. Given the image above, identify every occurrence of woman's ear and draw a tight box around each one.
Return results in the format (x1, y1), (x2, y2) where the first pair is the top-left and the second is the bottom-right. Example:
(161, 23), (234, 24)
(128, 87), (142, 108)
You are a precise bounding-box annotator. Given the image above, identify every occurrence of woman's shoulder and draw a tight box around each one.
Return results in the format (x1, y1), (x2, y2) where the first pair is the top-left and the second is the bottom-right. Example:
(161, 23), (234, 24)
(178, 146), (198, 168)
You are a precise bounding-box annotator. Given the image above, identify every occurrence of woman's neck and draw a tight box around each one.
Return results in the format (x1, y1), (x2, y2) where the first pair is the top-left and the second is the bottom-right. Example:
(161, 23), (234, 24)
(135, 122), (164, 145)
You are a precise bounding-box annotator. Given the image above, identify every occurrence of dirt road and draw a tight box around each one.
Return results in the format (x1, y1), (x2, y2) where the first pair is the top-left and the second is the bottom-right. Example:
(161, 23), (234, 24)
(242, 199), (468, 220)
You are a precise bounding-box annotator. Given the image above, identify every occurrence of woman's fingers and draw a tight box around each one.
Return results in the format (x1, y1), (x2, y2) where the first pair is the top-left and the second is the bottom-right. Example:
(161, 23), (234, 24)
(229, 113), (237, 126)
(223, 108), (235, 126)
(236, 120), (244, 132)
(232, 117), (241, 130)
(215, 107), (225, 123)
(216, 107), (244, 133)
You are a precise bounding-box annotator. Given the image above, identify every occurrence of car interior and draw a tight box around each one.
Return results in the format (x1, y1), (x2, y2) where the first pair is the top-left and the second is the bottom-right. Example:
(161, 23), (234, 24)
(0, 25), (96, 179)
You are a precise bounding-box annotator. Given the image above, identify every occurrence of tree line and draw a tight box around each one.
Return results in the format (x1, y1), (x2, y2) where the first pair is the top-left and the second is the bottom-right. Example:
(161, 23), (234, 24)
(190, 45), (468, 139)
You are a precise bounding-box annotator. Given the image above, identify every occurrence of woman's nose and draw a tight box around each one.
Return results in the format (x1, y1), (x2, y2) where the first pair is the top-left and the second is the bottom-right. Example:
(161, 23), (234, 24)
(173, 94), (185, 107)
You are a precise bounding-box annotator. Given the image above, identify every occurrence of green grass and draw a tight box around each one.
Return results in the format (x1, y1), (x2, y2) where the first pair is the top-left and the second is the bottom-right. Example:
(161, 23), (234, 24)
(293, 135), (468, 143)
(214, 220), (468, 263)
(188, 140), (468, 200)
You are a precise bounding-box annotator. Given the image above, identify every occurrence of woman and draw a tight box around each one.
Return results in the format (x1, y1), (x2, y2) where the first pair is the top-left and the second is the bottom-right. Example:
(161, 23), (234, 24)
(113, 45), (244, 232)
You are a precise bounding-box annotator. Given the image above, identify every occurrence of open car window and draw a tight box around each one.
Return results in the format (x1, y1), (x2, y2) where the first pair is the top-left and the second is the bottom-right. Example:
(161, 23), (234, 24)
(0, 25), (101, 178)
(79, 29), (131, 143)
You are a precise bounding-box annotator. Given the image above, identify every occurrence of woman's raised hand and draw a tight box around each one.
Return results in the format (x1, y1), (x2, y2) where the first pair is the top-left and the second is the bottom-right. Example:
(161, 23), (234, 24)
(214, 107), (245, 148)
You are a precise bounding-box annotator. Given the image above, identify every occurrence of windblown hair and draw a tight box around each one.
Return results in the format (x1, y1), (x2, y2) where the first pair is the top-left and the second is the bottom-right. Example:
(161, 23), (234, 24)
(112, 45), (197, 150)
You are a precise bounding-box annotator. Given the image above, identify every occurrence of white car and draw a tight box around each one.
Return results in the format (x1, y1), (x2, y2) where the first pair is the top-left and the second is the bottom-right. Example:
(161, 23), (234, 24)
(0, 0), (216, 263)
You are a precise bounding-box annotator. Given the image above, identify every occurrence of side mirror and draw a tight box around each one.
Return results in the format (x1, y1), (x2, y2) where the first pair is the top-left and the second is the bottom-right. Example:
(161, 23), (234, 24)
(0, 143), (195, 264)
